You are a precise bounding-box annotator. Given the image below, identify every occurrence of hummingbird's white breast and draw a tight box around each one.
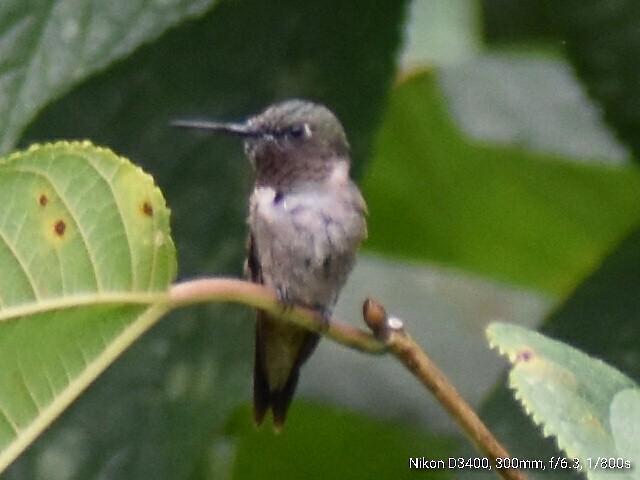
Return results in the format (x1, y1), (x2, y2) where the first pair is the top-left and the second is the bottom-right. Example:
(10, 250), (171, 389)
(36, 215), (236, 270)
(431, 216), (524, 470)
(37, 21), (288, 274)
(248, 174), (366, 315)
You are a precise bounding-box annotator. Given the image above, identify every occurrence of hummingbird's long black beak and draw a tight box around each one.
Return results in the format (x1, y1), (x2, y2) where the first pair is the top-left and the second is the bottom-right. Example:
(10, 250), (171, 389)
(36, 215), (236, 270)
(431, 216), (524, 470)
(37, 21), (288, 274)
(171, 119), (259, 137)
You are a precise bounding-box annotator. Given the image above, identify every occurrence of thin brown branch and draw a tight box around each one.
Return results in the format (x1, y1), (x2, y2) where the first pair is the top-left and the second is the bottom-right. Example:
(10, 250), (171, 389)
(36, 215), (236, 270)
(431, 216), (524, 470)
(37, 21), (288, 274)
(363, 299), (527, 480)
(169, 278), (526, 480)
(169, 278), (385, 354)
(389, 331), (526, 480)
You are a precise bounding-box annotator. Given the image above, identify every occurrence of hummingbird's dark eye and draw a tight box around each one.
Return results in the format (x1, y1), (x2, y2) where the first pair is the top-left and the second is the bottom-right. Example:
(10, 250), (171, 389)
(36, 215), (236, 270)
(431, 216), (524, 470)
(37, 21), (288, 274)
(288, 124), (306, 138)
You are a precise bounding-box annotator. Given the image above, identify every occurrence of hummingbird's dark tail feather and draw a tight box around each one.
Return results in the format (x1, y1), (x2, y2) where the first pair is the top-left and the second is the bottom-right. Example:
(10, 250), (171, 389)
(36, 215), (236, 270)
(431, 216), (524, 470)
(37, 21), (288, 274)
(259, 367), (300, 433)
(252, 331), (271, 427)
(253, 312), (319, 432)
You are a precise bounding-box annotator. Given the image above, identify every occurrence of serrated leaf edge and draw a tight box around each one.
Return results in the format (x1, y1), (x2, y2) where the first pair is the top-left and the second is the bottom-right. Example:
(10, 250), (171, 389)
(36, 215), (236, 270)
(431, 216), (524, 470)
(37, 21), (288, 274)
(486, 322), (625, 465)
(0, 141), (176, 471)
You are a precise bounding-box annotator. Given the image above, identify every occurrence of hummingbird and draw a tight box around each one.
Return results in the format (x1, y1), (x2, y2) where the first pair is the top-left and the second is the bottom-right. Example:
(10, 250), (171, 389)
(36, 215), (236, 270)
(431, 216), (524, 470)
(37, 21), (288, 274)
(173, 99), (367, 430)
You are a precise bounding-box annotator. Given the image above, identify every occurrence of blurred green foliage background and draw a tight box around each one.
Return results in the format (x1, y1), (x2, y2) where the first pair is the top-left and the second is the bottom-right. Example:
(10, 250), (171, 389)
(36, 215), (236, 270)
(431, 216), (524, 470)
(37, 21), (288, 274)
(1, 0), (639, 478)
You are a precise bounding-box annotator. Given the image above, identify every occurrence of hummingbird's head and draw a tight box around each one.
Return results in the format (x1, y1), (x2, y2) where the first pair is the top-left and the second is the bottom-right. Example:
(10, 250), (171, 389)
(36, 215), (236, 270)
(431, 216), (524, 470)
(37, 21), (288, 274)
(173, 99), (351, 189)
(244, 99), (349, 161)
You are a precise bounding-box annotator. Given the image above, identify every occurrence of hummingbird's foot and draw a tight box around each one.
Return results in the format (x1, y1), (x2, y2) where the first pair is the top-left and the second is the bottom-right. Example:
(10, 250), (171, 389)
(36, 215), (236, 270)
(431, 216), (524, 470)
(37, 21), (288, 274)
(318, 310), (331, 333)
(307, 306), (331, 332)
(275, 285), (295, 312)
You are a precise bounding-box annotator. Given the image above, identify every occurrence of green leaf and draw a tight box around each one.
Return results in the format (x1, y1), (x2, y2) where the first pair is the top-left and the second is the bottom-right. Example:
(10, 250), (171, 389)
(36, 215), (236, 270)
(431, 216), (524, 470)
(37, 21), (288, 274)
(480, 222), (640, 479)
(610, 389), (640, 471)
(363, 71), (640, 294)
(440, 54), (629, 163)
(227, 402), (456, 480)
(487, 323), (637, 478)
(0, 0), (216, 154)
(482, 0), (556, 44)
(541, 223), (640, 382)
(553, 1), (640, 163)
(484, 0), (640, 164)
(0, 141), (176, 472)
(401, 0), (481, 66)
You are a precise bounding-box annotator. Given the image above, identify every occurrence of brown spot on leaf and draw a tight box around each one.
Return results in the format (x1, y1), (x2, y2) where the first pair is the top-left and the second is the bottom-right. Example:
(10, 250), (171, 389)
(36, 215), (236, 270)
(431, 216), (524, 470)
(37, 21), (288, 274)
(515, 349), (534, 363)
(54, 220), (66, 237)
(39, 194), (48, 207)
(142, 201), (153, 217)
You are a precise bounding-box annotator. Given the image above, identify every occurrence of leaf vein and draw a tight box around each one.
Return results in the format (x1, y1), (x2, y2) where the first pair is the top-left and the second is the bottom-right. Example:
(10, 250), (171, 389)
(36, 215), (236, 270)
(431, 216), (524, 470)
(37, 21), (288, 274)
(16, 355), (42, 412)
(83, 159), (137, 289)
(0, 404), (19, 437)
(0, 227), (39, 300)
(12, 166), (101, 291)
